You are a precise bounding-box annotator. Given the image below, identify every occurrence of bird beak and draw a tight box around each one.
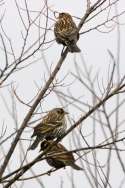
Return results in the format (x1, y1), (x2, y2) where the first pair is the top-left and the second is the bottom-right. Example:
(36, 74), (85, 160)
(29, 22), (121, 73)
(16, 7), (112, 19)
(54, 11), (59, 19)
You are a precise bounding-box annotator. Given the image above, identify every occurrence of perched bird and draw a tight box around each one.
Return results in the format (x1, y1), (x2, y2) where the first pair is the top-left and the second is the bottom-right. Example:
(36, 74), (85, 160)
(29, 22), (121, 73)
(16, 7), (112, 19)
(54, 12), (81, 53)
(29, 108), (68, 150)
(40, 140), (83, 170)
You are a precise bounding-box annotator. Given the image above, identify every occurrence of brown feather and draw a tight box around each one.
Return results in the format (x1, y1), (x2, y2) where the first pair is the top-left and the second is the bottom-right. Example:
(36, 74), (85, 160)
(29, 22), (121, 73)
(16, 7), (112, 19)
(40, 140), (83, 170)
(29, 108), (67, 150)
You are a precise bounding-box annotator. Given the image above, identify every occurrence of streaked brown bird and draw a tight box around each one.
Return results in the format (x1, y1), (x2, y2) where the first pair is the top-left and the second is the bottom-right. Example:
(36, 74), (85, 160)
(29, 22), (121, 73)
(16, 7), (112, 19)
(40, 140), (83, 170)
(54, 12), (81, 53)
(29, 108), (68, 150)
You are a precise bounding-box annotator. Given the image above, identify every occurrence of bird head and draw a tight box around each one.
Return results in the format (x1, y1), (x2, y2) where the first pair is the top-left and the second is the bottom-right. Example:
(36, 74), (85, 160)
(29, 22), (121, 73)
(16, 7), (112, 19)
(53, 108), (68, 119)
(58, 12), (72, 20)
(40, 140), (55, 152)
(40, 140), (49, 151)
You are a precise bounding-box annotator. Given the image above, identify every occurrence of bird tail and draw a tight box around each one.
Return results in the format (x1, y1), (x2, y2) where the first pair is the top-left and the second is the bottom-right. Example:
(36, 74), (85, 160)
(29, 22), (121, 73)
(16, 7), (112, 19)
(71, 163), (83, 170)
(68, 44), (81, 53)
(28, 137), (41, 150)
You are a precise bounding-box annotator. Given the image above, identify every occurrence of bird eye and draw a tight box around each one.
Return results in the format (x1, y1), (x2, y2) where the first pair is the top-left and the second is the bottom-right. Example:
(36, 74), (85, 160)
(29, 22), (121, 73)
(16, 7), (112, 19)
(41, 140), (48, 150)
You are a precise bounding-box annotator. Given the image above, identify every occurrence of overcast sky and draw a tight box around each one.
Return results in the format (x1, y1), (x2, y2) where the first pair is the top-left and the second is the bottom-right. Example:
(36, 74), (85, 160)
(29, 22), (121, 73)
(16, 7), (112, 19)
(0, 0), (125, 188)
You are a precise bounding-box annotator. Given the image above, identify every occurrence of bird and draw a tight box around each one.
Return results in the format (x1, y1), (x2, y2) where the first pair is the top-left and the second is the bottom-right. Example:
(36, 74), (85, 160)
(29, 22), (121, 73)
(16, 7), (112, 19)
(54, 12), (81, 53)
(29, 108), (68, 150)
(40, 140), (83, 170)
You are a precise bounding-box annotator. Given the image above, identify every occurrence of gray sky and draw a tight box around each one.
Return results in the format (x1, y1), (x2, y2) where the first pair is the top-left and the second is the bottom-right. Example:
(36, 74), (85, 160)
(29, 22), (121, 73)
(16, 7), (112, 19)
(0, 0), (125, 187)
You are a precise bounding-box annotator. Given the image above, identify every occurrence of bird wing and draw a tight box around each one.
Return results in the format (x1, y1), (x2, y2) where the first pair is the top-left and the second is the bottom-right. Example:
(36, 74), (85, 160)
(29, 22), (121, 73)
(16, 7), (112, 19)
(34, 123), (54, 133)
(34, 121), (63, 135)
(49, 121), (63, 127)
(42, 112), (58, 124)
(47, 143), (75, 163)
